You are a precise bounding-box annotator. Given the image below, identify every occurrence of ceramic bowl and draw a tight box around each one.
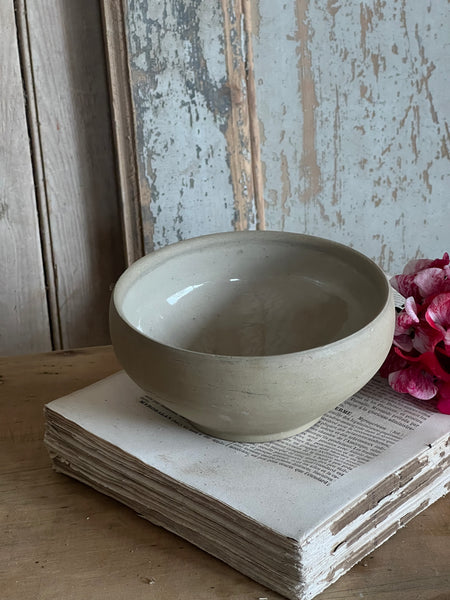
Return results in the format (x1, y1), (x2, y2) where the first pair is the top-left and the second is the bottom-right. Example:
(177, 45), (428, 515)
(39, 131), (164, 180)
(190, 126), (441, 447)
(110, 231), (395, 442)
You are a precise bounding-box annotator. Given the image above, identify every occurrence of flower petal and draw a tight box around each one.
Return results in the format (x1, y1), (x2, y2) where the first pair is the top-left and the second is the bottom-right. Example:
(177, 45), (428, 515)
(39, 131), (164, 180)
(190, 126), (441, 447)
(397, 349), (450, 383)
(425, 292), (450, 329)
(395, 299), (420, 336)
(412, 321), (444, 354)
(404, 296), (420, 322)
(415, 268), (450, 299)
(388, 366), (438, 400)
(379, 347), (409, 378)
(393, 334), (414, 352)
(436, 381), (450, 414)
(402, 252), (450, 275)
(425, 292), (450, 351)
(390, 274), (420, 300)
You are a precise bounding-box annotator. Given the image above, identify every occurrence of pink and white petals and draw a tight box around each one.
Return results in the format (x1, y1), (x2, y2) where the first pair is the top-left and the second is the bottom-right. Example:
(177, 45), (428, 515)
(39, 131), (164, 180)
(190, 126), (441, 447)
(404, 296), (420, 322)
(390, 253), (450, 303)
(394, 298), (419, 335)
(390, 274), (420, 300)
(380, 253), (450, 414)
(415, 266), (450, 299)
(412, 321), (444, 354)
(425, 293), (450, 352)
(402, 252), (449, 275)
(388, 367), (438, 400)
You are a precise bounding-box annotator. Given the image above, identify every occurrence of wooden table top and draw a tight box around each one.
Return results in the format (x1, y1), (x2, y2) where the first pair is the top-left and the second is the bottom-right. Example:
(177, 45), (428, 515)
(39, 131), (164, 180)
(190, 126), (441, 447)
(1, 346), (449, 600)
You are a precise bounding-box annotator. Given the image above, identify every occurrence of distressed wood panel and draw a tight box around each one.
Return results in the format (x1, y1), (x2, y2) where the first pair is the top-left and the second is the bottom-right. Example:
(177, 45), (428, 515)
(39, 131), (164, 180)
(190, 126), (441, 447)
(0, 0), (51, 355)
(101, 0), (145, 265)
(23, 0), (125, 348)
(123, 0), (257, 252)
(250, 0), (450, 273)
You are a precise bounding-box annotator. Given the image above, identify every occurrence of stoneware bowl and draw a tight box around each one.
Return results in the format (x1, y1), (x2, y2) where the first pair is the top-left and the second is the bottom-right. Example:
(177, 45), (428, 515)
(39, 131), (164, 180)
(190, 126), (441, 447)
(110, 231), (395, 442)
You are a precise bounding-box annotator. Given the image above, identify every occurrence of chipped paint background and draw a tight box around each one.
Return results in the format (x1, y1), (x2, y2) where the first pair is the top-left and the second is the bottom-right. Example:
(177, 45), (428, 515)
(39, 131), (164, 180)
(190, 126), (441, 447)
(126, 0), (256, 250)
(126, 0), (449, 272)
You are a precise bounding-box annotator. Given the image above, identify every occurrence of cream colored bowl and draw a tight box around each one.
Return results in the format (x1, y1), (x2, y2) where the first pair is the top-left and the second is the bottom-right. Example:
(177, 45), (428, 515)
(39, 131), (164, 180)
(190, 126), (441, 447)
(110, 231), (395, 442)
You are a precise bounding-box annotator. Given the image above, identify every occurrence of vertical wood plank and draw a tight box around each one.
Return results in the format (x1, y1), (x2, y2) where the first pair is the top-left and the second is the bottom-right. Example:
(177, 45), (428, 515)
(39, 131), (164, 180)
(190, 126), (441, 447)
(15, 0), (62, 349)
(101, 0), (145, 266)
(242, 0), (265, 229)
(220, 0), (256, 231)
(0, 0), (51, 355)
(123, 0), (256, 252)
(250, 0), (450, 272)
(24, 0), (125, 348)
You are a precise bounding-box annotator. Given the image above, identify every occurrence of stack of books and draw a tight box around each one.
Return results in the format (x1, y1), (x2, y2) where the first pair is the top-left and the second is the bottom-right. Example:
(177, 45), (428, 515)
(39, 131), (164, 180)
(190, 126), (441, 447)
(44, 371), (449, 600)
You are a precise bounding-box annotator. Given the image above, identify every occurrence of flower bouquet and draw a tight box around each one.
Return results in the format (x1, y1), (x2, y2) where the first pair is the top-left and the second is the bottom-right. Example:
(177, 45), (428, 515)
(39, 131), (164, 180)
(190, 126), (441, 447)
(380, 253), (450, 414)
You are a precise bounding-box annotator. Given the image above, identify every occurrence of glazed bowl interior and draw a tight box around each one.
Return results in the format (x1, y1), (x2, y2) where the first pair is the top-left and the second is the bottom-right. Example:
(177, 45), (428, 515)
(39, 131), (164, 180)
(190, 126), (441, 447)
(115, 234), (388, 357)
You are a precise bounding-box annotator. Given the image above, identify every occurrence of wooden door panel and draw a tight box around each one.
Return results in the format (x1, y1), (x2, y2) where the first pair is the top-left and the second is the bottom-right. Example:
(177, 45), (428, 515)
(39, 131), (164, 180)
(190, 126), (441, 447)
(0, 0), (51, 355)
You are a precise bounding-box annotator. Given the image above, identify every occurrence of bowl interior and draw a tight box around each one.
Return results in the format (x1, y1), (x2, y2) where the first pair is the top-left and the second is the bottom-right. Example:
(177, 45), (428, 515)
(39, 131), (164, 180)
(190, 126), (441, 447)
(116, 234), (388, 357)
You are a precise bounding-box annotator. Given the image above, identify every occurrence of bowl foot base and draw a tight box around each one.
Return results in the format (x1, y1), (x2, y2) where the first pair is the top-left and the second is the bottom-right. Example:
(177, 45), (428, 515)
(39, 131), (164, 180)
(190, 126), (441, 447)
(191, 417), (322, 443)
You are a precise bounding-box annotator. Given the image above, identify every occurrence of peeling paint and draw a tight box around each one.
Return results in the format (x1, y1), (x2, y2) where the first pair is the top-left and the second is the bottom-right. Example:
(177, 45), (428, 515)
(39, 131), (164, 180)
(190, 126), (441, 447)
(251, 0), (448, 272)
(123, 0), (449, 271)
(126, 0), (255, 250)
(332, 85), (341, 207)
(220, 0), (255, 231)
(295, 0), (322, 203)
(241, 0), (264, 229)
(422, 162), (433, 195)
(359, 3), (374, 60)
(280, 150), (291, 228)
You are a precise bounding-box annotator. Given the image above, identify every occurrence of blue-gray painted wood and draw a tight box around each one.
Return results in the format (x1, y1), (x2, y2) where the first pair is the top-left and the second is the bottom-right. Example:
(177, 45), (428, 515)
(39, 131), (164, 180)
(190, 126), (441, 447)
(251, 0), (449, 273)
(125, 0), (256, 251)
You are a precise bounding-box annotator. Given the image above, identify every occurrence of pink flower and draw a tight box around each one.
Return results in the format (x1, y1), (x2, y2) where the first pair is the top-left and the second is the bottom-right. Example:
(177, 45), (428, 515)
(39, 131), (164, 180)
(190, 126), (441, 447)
(390, 252), (450, 302)
(393, 296), (443, 354)
(380, 253), (450, 414)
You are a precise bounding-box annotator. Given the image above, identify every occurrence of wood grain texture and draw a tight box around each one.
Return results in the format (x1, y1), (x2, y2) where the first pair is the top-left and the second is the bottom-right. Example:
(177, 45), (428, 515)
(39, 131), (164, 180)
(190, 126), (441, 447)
(242, 0), (265, 229)
(0, 346), (449, 600)
(15, 0), (62, 349)
(106, 0), (449, 270)
(101, 0), (145, 266)
(23, 0), (125, 348)
(220, 0), (256, 231)
(123, 0), (256, 252)
(0, 0), (51, 355)
(250, 0), (450, 273)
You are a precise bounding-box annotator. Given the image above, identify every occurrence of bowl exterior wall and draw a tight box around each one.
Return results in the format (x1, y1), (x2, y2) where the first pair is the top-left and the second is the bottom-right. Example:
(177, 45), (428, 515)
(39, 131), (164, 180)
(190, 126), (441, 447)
(110, 293), (395, 442)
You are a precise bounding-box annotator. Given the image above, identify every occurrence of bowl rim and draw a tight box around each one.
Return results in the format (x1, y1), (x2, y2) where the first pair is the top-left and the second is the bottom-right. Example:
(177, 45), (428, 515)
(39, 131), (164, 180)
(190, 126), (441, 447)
(111, 230), (394, 361)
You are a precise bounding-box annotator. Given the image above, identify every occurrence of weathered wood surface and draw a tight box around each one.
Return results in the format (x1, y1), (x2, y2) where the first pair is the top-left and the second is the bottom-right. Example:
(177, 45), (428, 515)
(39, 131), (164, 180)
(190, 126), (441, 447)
(19, 0), (125, 349)
(250, 0), (450, 273)
(122, 0), (257, 252)
(4, 0), (447, 353)
(108, 0), (449, 272)
(1, 346), (449, 599)
(102, 0), (145, 265)
(0, 0), (51, 355)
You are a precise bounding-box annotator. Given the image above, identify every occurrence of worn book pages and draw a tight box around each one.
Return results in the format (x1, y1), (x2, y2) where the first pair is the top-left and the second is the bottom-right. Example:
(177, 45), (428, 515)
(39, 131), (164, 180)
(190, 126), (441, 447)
(44, 372), (450, 600)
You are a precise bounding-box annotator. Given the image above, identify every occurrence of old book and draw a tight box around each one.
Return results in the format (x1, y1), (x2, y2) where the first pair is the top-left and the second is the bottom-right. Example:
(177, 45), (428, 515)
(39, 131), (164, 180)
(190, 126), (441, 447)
(44, 371), (450, 600)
